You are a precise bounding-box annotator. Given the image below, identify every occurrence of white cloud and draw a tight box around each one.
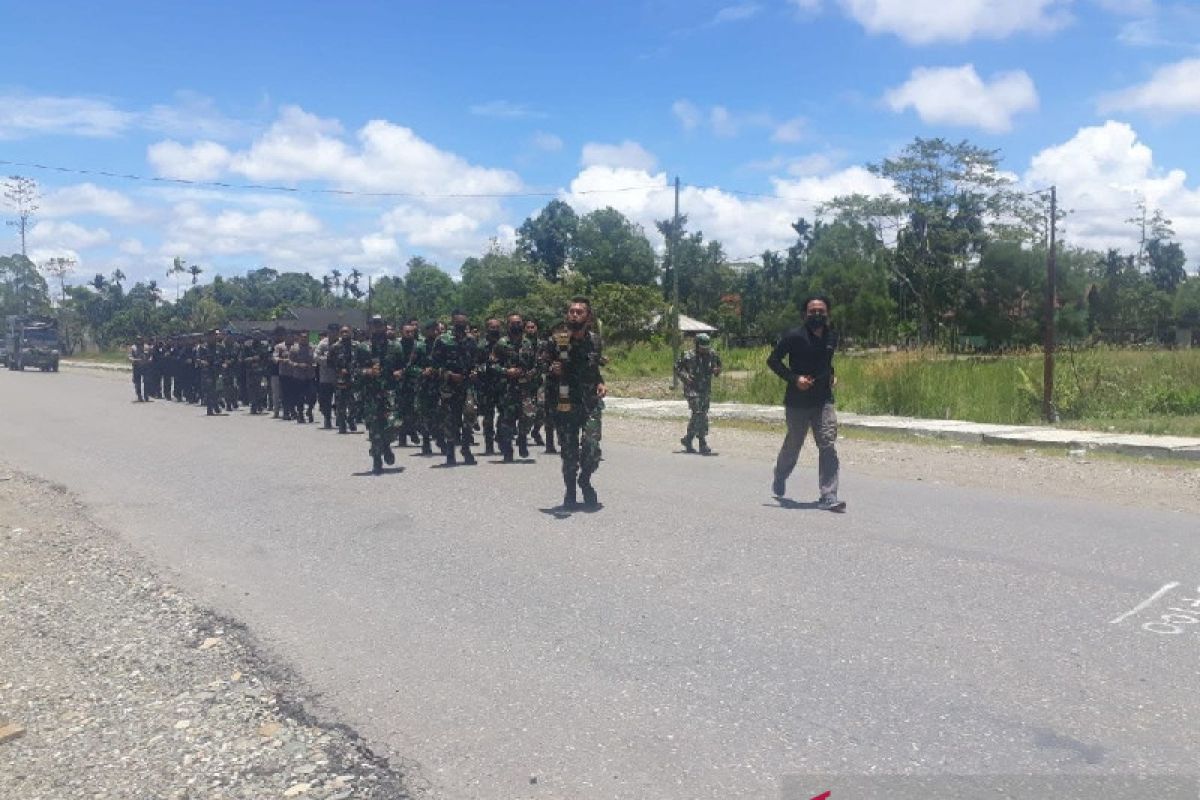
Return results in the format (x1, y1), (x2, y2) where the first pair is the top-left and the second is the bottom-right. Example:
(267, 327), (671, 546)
(673, 98), (794, 140)
(29, 220), (112, 251)
(120, 239), (147, 256)
(40, 183), (143, 222)
(468, 100), (544, 119)
(711, 3), (761, 24)
(789, 0), (823, 13)
(0, 94), (132, 139)
(562, 163), (893, 259)
(886, 64), (1039, 133)
(1024, 121), (1200, 263)
(148, 140), (234, 180)
(771, 116), (808, 143)
(838, 0), (1071, 44)
(672, 99), (702, 131)
(532, 131), (564, 152)
(143, 91), (252, 140)
(580, 140), (658, 172)
(1098, 58), (1200, 115)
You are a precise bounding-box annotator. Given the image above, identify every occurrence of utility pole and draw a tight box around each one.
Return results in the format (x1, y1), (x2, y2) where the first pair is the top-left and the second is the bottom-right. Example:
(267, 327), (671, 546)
(670, 175), (681, 389)
(1043, 186), (1057, 423)
(366, 274), (373, 318)
(3, 175), (39, 257)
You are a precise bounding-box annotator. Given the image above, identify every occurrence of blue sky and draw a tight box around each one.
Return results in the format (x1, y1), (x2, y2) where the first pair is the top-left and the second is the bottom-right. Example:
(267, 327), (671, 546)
(2, 0), (1199, 287)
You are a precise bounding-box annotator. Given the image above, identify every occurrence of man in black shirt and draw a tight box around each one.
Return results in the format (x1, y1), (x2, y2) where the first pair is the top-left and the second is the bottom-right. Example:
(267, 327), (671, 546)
(766, 295), (846, 512)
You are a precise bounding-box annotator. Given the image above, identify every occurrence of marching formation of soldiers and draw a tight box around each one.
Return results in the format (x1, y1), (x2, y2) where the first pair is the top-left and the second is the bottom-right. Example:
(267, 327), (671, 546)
(128, 296), (608, 509)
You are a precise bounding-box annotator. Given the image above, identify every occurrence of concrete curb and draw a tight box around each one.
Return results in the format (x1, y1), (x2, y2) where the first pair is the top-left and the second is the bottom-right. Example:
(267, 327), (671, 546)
(59, 363), (1200, 461)
(604, 397), (1200, 462)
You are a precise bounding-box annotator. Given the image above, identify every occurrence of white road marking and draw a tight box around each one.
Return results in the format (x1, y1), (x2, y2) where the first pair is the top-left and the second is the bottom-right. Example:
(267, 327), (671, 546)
(1109, 582), (1181, 624)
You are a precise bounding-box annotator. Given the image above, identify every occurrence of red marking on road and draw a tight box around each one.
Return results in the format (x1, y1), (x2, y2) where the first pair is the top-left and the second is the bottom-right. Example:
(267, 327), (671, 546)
(810, 792), (831, 800)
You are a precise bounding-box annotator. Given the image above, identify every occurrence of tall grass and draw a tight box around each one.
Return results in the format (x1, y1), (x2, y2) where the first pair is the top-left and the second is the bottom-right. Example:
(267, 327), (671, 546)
(606, 343), (1200, 433)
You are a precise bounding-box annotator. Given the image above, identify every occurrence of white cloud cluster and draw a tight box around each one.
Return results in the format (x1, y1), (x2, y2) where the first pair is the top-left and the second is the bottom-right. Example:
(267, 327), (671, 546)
(40, 183), (144, 222)
(837, 0), (1071, 44)
(672, 98), (807, 143)
(1099, 58), (1200, 115)
(580, 141), (658, 172)
(886, 64), (1039, 133)
(1024, 120), (1200, 263)
(563, 154), (893, 260)
(0, 91), (249, 141)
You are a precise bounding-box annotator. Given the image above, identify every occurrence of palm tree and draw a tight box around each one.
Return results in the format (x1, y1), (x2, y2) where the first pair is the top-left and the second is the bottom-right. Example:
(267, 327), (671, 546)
(110, 268), (126, 288)
(188, 264), (204, 286)
(92, 273), (107, 291)
(347, 268), (363, 299)
(330, 268), (343, 297)
(147, 279), (161, 305)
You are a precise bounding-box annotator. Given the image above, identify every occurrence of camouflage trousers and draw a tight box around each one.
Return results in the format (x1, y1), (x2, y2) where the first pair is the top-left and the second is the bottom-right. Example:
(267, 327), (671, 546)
(498, 385), (536, 453)
(334, 384), (355, 429)
(475, 383), (501, 445)
(685, 393), (711, 439)
(222, 370), (239, 409)
(245, 370), (267, 411)
(201, 372), (221, 413)
(392, 388), (417, 436)
(361, 388), (394, 457)
(440, 387), (472, 448)
(553, 399), (603, 485)
(417, 386), (441, 442)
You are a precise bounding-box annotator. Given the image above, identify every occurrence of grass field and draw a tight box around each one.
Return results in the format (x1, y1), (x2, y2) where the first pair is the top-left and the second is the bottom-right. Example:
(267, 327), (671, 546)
(606, 343), (1200, 436)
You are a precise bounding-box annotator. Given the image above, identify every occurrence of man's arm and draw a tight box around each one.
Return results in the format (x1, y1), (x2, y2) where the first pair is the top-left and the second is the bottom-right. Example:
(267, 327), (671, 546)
(766, 332), (792, 381)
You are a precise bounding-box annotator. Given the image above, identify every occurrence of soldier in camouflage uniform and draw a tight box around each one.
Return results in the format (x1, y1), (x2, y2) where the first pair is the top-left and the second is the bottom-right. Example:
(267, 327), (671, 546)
(220, 331), (241, 411)
(547, 298), (606, 508)
(525, 319), (557, 454)
(392, 319), (421, 447)
(474, 319), (504, 456)
(194, 329), (225, 416)
(409, 319), (443, 456)
(431, 310), (478, 466)
(674, 332), (723, 454)
(242, 331), (270, 414)
(328, 326), (359, 434)
(354, 315), (399, 474)
(494, 313), (539, 462)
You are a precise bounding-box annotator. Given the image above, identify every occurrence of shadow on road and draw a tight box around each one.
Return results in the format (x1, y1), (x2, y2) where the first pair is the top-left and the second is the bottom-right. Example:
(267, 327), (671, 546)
(764, 498), (821, 511)
(351, 467), (406, 477)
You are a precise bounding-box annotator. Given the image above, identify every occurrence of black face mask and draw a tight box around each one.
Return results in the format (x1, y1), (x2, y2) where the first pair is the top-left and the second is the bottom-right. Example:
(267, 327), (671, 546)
(340, 335), (351, 343)
(509, 324), (522, 336)
(487, 330), (501, 340)
(454, 323), (468, 335)
(567, 320), (584, 332)
(806, 314), (828, 331)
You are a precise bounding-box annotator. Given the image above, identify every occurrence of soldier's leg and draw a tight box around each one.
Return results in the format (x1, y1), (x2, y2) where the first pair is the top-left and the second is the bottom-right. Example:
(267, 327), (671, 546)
(480, 393), (498, 454)
(132, 368), (143, 401)
(497, 394), (517, 461)
(556, 417), (581, 506)
(456, 392), (475, 463)
(318, 383), (334, 428)
(578, 406), (603, 506)
(696, 394), (712, 453)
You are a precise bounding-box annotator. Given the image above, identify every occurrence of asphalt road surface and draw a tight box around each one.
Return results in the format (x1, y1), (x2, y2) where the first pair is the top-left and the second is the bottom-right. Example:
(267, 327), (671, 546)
(2, 367), (1197, 800)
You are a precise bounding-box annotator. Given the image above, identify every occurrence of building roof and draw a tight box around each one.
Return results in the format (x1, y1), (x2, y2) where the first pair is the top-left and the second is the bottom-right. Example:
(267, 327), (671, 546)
(650, 312), (719, 334)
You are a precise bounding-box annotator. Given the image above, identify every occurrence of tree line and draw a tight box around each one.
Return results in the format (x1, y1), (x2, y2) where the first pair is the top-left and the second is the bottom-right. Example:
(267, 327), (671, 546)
(3, 137), (1199, 353)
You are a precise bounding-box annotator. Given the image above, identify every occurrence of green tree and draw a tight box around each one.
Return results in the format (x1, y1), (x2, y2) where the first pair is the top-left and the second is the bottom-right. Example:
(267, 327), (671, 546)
(590, 282), (664, 344)
(796, 221), (897, 345)
(572, 207), (657, 286)
(404, 257), (457, 319)
(0, 253), (51, 315)
(1147, 239), (1187, 294)
(459, 251), (540, 318)
(517, 199), (578, 281)
(1173, 277), (1200, 329)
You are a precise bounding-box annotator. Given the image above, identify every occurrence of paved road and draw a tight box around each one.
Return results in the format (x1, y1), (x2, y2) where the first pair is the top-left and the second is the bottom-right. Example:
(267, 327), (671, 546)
(2, 367), (1197, 800)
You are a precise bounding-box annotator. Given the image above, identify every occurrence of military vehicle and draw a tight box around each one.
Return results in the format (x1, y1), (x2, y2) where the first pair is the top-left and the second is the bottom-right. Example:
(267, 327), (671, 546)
(4, 315), (61, 371)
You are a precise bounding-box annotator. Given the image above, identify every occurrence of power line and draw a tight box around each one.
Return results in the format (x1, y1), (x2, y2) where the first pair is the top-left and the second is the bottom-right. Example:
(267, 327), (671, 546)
(0, 158), (666, 199)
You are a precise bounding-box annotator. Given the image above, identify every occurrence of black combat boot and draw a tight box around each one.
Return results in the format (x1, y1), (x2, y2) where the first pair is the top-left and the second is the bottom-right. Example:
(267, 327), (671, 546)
(518, 437), (529, 459)
(681, 436), (695, 453)
(484, 435), (495, 456)
(348, 420), (358, 432)
(421, 436), (432, 456)
(544, 427), (557, 455)
(562, 484), (578, 509)
(323, 414), (333, 430)
(698, 437), (711, 455)
(445, 446), (457, 466)
(383, 445), (395, 466)
(579, 474), (598, 508)
(372, 452), (383, 475)
(501, 443), (514, 463)
(530, 428), (544, 446)
(338, 421), (347, 434)
(461, 446), (476, 465)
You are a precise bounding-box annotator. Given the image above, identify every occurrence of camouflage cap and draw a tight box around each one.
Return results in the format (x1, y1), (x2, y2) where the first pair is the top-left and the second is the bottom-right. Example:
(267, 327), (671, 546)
(695, 333), (711, 345)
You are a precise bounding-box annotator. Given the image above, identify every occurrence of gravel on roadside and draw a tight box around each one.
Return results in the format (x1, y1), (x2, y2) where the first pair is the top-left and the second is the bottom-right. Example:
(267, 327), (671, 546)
(0, 469), (420, 800)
